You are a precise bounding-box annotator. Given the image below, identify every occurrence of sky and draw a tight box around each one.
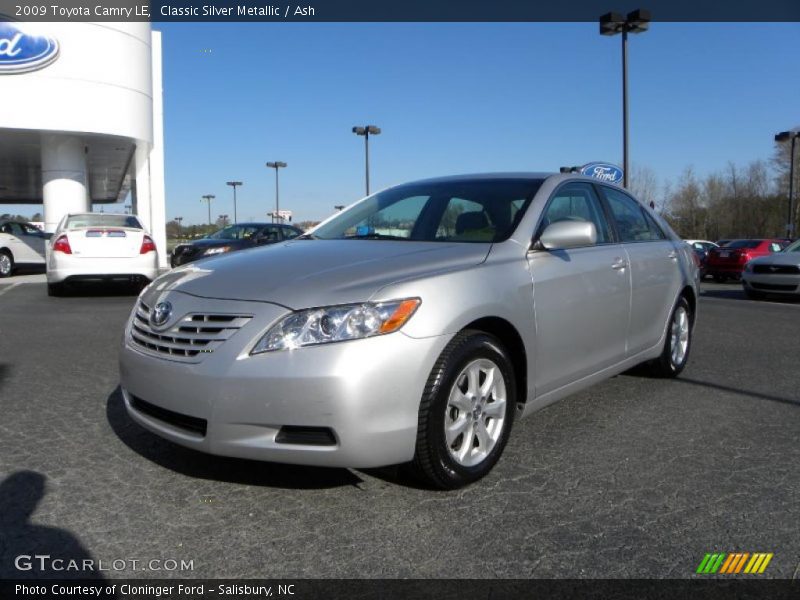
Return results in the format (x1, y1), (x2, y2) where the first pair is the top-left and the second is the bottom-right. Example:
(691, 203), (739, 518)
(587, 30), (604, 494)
(8, 22), (800, 224)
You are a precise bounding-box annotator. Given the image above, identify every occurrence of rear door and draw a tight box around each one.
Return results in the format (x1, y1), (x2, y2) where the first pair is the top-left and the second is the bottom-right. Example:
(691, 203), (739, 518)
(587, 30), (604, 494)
(598, 186), (682, 356)
(527, 182), (630, 394)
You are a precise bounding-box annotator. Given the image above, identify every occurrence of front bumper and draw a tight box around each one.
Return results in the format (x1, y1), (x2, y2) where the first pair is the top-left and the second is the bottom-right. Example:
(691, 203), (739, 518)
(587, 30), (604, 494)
(48, 253), (159, 283)
(742, 272), (800, 296)
(119, 293), (452, 468)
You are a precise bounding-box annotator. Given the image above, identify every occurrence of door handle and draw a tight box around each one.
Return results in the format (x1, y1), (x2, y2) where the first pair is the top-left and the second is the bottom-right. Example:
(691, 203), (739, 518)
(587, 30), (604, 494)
(667, 251), (678, 260)
(611, 258), (628, 270)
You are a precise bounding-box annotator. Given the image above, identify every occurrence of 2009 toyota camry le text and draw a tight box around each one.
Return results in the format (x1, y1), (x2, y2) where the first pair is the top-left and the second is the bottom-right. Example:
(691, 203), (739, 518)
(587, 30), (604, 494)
(119, 172), (698, 489)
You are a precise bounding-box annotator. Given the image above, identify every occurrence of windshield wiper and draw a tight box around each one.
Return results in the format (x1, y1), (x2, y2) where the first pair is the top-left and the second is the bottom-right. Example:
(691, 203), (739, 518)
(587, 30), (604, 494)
(342, 233), (410, 241)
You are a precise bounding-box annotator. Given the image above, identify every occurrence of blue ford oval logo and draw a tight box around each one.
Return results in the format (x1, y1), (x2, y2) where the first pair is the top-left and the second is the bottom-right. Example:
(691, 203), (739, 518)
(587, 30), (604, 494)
(580, 162), (624, 184)
(0, 22), (59, 74)
(151, 301), (173, 327)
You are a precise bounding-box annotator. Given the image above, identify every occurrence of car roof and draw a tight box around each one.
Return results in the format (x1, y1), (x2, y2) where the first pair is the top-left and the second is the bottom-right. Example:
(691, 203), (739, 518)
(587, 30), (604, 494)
(227, 222), (296, 227)
(393, 171), (631, 191)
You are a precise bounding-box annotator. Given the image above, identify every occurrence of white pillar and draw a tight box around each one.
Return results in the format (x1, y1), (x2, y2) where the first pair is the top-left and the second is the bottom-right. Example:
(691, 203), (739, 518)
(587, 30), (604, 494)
(41, 134), (90, 233)
(149, 31), (167, 269)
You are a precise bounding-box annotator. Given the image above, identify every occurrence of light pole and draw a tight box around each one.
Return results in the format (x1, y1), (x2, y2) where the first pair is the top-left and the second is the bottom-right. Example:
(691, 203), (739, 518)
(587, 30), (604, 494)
(265, 162), (287, 223)
(352, 125), (381, 195)
(201, 194), (215, 225)
(600, 9), (650, 189)
(226, 181), (242, 224)
(775, 131), (799, 239)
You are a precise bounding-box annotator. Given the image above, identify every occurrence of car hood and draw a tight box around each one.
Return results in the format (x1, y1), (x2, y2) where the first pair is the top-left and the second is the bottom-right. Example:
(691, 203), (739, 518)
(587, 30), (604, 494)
(150, 240), (491, 308)
(748, 252), (800, 266)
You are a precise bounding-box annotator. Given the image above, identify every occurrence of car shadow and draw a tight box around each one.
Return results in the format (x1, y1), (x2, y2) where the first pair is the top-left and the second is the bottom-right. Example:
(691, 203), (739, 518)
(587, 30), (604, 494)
(701, 286), (800, 304)
(0, 471), (108, 582)
(58, 282), (145, 297)
(670, 376), (799, 409)
(105, 387), (369, 490)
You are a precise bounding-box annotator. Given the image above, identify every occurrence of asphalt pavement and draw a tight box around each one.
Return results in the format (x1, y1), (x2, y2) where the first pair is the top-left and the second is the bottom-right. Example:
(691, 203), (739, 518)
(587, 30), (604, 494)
(0, 279), (798, 579)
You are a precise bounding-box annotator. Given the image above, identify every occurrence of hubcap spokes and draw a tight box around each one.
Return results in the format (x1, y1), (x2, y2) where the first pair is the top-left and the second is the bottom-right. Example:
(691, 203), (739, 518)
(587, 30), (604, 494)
(670, 307), (689, 366)
(445, 358), (506, 467)
(0, 255), (10, 275)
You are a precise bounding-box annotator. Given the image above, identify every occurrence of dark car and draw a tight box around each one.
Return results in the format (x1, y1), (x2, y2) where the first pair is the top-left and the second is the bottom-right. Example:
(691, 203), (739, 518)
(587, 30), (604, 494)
(706, 238), (785, 282)
(171, 223), (303, 267)
(685, 240), (718, 279)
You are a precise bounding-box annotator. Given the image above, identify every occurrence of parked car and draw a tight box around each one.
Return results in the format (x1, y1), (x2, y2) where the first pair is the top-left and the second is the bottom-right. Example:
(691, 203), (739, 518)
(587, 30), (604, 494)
(171, 223), (303, 267)
(119, 173), (698, 489)
(705, 239), (785, 282)
(742, 238), (800, 299)
(0, 219), (47, 277)
(685, 239), (718, 279)
(47, 213), (159, 296)
(715, 239), (732, 247)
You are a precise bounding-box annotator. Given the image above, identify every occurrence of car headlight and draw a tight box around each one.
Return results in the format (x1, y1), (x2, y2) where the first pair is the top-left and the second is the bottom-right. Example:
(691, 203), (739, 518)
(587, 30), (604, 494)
(204, 246), (232, 255)
(251, 298), (421, 354)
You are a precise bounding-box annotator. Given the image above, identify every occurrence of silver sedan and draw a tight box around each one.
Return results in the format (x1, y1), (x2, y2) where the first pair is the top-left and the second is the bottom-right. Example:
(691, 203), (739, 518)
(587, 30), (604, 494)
(119, 173), (698, 489)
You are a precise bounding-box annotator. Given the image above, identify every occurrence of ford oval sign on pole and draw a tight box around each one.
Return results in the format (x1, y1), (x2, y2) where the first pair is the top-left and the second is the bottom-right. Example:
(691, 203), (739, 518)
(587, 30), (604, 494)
(580, 162), (624, 184)
(0, 22), (59, 74)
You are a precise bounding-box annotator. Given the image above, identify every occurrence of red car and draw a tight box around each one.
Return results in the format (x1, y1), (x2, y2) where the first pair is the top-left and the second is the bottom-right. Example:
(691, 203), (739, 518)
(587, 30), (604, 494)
(706, 239), (786, 282)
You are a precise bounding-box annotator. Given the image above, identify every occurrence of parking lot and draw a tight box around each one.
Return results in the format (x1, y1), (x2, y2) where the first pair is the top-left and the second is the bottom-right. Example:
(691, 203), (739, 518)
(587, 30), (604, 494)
(0, 278), (798, 579)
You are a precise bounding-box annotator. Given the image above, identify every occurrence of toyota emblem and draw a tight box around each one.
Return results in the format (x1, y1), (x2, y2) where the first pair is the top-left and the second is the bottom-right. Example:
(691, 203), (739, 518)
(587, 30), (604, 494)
(151, 301), (173, 327)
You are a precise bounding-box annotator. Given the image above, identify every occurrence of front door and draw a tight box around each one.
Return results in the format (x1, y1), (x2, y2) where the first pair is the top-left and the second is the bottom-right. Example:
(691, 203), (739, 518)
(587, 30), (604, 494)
(527, 182), (631, 395)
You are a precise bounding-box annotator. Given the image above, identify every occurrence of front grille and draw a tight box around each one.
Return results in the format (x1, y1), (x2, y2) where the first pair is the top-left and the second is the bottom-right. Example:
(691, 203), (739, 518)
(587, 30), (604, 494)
(131, 395), (207, 436)
(751, 282), (798, 291)
(275, 426), (337, 446)
(130, 301), (252, 362)
(753, 264), (800, 275)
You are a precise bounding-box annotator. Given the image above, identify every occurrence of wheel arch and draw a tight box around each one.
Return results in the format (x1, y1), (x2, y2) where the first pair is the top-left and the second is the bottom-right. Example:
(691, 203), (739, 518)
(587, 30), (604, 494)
(680, 285), (697, 325)
(461, 316), (528, 406)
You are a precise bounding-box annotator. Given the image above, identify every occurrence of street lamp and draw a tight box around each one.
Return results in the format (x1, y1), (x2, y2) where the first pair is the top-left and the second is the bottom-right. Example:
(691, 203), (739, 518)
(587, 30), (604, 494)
(226, 181), (242, 224)
(265, 161), (287, 223)
(352, 125), (381, 195)
(201, 194), (215, 225)
(600, 9), (651, 189)
(775, 131), (799, 238)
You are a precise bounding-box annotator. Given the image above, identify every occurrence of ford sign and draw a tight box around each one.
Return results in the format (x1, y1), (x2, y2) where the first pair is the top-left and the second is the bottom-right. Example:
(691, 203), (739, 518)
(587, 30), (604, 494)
(0, 22), (59, 74)
(580, 162), (624, 184)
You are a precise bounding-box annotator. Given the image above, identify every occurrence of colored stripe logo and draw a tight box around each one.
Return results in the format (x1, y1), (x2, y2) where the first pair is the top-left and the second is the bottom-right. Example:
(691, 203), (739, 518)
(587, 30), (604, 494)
(696, 552), (773, 574)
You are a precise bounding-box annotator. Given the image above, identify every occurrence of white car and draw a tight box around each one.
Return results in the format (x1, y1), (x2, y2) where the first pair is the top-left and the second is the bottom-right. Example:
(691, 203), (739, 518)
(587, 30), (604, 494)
(47, 213), (159, 296)
(0, 220), (47, 278)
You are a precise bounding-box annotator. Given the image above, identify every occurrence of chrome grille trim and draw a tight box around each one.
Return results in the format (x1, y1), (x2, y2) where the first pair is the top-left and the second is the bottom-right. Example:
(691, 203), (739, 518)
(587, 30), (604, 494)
(130, 301), (252, 362)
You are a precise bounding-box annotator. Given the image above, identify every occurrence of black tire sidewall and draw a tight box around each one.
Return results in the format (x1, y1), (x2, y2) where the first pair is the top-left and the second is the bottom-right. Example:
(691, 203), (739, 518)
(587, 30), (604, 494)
(421, 332), (516, 487)
(0, 251), (13, 278)
(661, 297), (692, 376)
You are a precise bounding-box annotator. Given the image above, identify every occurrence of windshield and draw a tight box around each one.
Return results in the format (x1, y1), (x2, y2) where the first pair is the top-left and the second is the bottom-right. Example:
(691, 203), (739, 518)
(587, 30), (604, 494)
(207, 225), (263, 240)
(783, 239), (800, 252)
(64, 214), (143, 230)
(312, 179), (543, 242)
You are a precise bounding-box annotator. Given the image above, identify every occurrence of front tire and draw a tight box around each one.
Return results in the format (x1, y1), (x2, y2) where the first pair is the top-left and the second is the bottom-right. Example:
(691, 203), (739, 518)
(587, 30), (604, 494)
(0, 250), (13, 278)
(410, 330), (516, 490)
(650, 296), (693, 378)
(743, 287), (765, 301)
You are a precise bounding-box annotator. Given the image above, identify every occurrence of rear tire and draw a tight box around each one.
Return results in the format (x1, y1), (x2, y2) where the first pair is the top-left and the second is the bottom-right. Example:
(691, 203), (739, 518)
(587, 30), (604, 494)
(0, 250), (13, 278)
(409, 330), (516, 490)
(649, 296), (693, 378)
(47, 282), (66, 297)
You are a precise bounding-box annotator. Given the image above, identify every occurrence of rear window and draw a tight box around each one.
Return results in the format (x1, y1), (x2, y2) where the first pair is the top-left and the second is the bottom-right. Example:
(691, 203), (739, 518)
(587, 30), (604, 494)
(726, 240), (761, 249)
(64, 214), (143, 230)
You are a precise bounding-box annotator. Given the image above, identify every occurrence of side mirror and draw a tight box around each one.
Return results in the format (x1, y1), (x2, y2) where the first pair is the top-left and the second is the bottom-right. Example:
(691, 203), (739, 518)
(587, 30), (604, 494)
(537, 220), (597, 250)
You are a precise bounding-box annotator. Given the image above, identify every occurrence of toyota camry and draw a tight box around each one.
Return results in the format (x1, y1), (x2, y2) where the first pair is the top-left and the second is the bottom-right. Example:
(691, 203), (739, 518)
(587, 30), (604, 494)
(119, 173), (698, 489)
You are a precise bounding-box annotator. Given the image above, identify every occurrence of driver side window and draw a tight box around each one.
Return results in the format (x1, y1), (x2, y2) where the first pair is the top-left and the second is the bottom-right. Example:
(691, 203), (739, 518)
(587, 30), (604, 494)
(538, 183), (612, 244)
